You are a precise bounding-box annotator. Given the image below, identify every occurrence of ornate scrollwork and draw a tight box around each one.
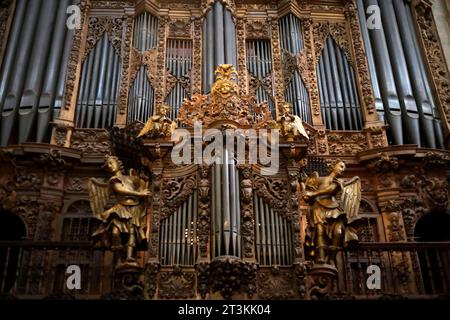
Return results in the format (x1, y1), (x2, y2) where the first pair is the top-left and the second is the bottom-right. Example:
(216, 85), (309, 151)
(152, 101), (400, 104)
(253, 175), (289, 215)
(168, 19), (192, 38)
(84, 17), (124, 62)
(246, 19), (270, 39)
(313, 21), (351, 64)
(159, 266), (196, 299)
(257, 267), (296, 299)
(327, 132), (366, 155)
(161, 174), (196, 219)
(415, 2), (450, 121)
(71, 129), (111, 155)
(198, 166), (211, 258)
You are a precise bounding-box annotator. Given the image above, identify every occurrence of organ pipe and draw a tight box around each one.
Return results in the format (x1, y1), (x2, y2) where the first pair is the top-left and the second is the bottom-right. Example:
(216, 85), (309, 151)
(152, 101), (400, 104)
(160, 192), (198, 266)
(202, 0), (237, 93)
(133, 12), (158, 52)
(211, 151), (240, 258)
(76, 34), (121, 128)
(357, 0), (444, 148)
(246, 40), (276, 116)
(254, 195), (292, 266)
(317, 37), (363, 130)
(165, 39), (192, 120)
(0, 0), (75, 145)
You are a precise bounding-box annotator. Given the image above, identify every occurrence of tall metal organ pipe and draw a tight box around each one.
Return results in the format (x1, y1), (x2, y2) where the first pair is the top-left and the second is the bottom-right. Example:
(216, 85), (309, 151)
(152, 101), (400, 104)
(0, 0), (75, 145)
(279, 14), (312, 124)
(75, 34), (121, 128)
(202, 1), (237, 93)
(357, 0), (444, 148)
(317, 37), (363, 130)
(127, 12), (158, 123)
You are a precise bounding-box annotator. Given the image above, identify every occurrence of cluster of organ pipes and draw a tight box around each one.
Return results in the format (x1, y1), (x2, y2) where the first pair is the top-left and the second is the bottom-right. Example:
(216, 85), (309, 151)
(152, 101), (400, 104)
(0, 0), (75, 145)
(76, 34), (121, 128)
(357, 0), (444, 148)
(202, 1), (237, 93)
(246, 40), (276, 117)
(211, 150), (241, 258)
(279, 14), (312, 124)
(254, 195), (293, 266)
(165, 39), (193, 121)
(159, 192), (198, 266)
(317, 37), (363, 131)
(127, 12), (159, 123)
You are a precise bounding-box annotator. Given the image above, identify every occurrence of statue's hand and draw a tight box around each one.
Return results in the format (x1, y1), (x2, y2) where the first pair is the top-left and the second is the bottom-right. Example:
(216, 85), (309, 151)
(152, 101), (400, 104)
(141, 189), (152, 197)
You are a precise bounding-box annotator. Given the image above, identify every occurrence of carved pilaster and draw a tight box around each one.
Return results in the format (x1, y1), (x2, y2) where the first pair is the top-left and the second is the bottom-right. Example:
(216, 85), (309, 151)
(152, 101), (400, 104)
(59, 0), (91, 122)
(270, 18), (285, 117)
(154, 16), (169, 113)
(192, 18), (203, 95)
(116, 15), (134, 125)
(344, 0), (377, 119)
(239, 166), (255, 261)
(412, 0), (450, 142)
(236, 17), (248, 96)
(198, 165), (211, 260)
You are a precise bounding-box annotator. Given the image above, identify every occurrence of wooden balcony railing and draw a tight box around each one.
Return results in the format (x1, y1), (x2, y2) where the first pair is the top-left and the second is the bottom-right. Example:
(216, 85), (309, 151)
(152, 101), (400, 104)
(1, 240), (449, 299)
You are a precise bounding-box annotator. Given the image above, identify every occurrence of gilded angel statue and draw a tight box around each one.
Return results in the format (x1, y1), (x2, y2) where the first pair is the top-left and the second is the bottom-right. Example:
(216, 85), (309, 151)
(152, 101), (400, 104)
(301, 160), (362, 266)
(88, 156), (151, 264)
(273, 102), (309, 140)
(138, 104), (177, 138)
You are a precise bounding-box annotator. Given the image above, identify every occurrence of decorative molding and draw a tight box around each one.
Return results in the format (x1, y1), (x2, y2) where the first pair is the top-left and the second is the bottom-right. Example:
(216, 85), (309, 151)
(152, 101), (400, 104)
(414, 2), (450, 126)
(71, 129), (111, 155)
(159, 266), (195, 299)
(197, 166), (211, 259)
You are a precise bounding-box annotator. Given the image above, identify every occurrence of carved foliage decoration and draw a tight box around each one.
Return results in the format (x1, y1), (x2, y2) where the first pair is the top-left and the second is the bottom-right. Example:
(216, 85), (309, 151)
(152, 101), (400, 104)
(144, 263), (159, 299)
(159, 266), (195, 299)
(288, 171), (301, 260)
(154, 17), (168, 111)
(302, 19), (320, 117)
(0, 0), (13, 65)
(118, 15), (133, 114)
(415, 2), (450, 121)
(246, 20), (270, 39)
(143, 49), (158, 88)
(253, 175), (289, 215)
(71, 129), (111, 154)
(161, 174), (196, 219)
(270, 18), (285, 106)
(168, 19), (192, 38)
(149, 172), (162, 258)
(83, 17), (124, 61)
(313, 21), (351, 64)
(327, 132), (366, 155)
(257, 267), (296, 299)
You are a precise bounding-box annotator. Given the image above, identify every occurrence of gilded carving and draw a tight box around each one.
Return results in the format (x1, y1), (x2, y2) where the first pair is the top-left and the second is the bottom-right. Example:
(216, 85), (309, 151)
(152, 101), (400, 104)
(71, 129), (111, 154)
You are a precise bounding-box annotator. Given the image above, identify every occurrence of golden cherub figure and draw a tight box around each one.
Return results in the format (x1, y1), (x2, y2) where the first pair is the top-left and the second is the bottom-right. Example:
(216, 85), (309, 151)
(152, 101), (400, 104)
(138, 104), (177, 138)
(273, 102), (309, 140)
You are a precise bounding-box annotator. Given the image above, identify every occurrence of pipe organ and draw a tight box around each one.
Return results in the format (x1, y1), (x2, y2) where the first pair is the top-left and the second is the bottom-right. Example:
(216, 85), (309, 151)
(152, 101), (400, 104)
(127, 12), (158, 123)
(279, 14), (312, 125)
(0, 0), (75, 145)
(0, 0), (449, 300)
(357, 0), (444, 148)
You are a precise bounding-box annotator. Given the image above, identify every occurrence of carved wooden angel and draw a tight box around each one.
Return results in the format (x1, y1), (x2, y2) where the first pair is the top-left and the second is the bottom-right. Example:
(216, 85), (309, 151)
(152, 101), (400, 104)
(273, 102), (309, 140)
(88, 156), (151, 264)
(301, 160), (362, 266)
(138, 104), (177, 138)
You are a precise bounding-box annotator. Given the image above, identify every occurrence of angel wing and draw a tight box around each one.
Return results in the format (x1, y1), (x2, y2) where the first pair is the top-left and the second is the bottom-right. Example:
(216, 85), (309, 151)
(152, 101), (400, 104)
(88, 178), (110, 220)
(138, 117), (155, 137)
(340, 176), (361, 223)
(304, 171), (320, 191)
(292, 116), (309, 140)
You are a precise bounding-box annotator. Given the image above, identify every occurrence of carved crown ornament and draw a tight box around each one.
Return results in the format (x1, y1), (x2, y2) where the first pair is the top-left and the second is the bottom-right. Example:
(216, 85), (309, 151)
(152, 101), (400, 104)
(177, 65), (274, 128)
